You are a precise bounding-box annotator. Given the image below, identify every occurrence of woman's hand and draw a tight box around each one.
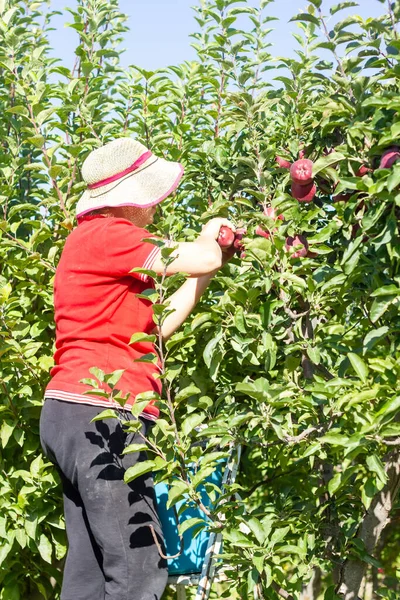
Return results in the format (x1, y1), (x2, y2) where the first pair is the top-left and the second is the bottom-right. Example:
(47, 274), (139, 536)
(199, 218), (237, 270)
(199, 217), (236, 242)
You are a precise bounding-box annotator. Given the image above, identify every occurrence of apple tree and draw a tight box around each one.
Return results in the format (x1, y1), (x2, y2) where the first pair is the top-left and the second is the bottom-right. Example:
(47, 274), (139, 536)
(0, 0), (399, 599)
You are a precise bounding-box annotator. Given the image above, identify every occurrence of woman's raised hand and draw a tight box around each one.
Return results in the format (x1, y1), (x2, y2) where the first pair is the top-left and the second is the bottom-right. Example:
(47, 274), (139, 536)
(199, 217), (236, 241)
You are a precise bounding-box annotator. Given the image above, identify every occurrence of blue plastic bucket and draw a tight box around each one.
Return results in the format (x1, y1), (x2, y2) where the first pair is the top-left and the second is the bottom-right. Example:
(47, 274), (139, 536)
(154, 461), (225, 575)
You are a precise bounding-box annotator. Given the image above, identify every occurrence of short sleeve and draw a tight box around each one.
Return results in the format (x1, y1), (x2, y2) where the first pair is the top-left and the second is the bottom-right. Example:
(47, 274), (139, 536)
(103, 218), (160, 283)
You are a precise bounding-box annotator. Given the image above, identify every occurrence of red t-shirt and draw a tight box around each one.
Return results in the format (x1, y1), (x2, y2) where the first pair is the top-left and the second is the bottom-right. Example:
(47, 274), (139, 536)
(44, 215), (162, 419)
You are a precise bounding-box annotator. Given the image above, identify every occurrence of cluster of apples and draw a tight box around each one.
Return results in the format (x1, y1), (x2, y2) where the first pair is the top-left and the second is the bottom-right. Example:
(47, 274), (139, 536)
(254, 206), (310, 259)
(216, 144), (399, 259)
(217, 225), (246, 257)
(276, 151), (316, 203)
(217, 207), (309, 260)
(335, 145), (399, 202)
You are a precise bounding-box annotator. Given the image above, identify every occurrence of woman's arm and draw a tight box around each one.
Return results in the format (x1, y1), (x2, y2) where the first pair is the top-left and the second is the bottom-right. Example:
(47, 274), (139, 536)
(153, 270), (217, 342)
(151, 217), (236, 340)
(153, 245), (236, 341)
(151, 217), (235, 277)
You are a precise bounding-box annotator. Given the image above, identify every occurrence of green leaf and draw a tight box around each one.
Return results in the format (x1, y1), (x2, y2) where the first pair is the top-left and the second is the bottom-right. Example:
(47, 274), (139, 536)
(124, 460), (156, 483)
(371, 285), (400, 297)
(270, 526), (290, 546)
(104, 369), (125, 387)
(348, 352), (369, 383)
(370, 296), (396, 323)
(89, 367), (105, 382)
(90, 409), (118, 422)
(281, 272), (307, 290)
(37, 533), (52, 563)
(48, 165), (63, 179)
(330, 2), (359, 16)
(247, 517), (266, 545)
(26, 135), (45, 149)
(191, 465), (215, 489)
(366, 454), (387, 485)
(179, 517), (207, 536)
(122, 443), (148, 455)
(191, 313), (213, 331)
(203, 330), (223, 368)
(175, 384), (201, 402)
(166, 481), (188, 509)
(289, 12), (320, 26)
(131, 397), (155, 417)
(133, 352), (158, 364)
(181, 413), (206, 437)
(387, 165), (400, 192)
(6, 105), (29, 116)
(312, 152), (345, 176)
(247, 567), (259, 596)
(129, 267), (157, 278)
(363, 327), (389, 353)
(129, 332), (156, 345)
(234, 306), (247, 333)
(375, 395), (400, 418)
(307, 345), (321, 365)
(1, 421), (15, 448)
(320, 432), (351, 446)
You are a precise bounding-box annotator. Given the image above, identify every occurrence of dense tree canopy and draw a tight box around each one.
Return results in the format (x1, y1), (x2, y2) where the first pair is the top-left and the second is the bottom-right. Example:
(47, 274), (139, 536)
(0, 0), (399, 598)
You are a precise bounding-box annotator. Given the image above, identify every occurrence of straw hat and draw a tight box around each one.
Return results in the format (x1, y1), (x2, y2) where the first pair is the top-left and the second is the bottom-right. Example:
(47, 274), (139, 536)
(75, 138), (184, 218)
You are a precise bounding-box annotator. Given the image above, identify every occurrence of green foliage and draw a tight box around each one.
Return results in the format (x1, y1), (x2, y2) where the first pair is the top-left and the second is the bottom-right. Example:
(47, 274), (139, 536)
(0, 0), (399, 598)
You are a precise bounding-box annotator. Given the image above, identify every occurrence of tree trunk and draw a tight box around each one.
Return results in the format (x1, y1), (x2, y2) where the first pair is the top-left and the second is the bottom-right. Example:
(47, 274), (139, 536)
(336, 451), (400, 600)
(300, 567), (322, 600)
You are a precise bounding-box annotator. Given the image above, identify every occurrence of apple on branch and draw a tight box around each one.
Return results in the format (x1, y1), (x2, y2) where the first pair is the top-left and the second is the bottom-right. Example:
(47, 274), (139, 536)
(380, 146), (400, 169)
(290, 158), (314, 185)
(233, 227), (247, 253)
(285, 235), (309, 258)
(264, 206), (284, 221)
(275, 156), (291, 169)
(255, 225), (271, 239)
(217, 225), (235, 248)
(291, 181), (317, 203)
(356, 165), (372, 177)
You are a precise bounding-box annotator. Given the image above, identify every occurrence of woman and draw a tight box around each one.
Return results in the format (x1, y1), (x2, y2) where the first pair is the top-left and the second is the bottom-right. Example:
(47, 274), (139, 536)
(40, 137), (235, 600)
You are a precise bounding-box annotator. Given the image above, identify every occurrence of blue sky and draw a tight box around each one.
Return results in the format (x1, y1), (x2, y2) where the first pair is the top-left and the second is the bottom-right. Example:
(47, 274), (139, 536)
(48, 0), (387, 70)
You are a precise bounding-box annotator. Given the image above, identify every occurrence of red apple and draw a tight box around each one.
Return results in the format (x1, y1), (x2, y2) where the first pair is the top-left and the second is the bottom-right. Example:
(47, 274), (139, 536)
(299, 149), (306, 159)
(264, 206), (284, 221)
(356, 165), (372, 177)
(233, 227), (246, 251)
(275, 156), (291, 169)
(333, 192), (352, 202)
(291, 181), (317, 203)
(380, 146), (400, 169)
(255, 225), (271, 239)
(290, 159), (314, 185)
(285, 235), (309, 258)
(217, 225), (235, 248)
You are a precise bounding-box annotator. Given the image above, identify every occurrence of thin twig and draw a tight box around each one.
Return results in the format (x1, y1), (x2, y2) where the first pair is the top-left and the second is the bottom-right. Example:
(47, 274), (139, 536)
(272, 581), (295, 600)
(148, 523), (184, 560)
(317, 7), (354, 99)
(388, 0), (398, 39)
(376, 436), (400, 446)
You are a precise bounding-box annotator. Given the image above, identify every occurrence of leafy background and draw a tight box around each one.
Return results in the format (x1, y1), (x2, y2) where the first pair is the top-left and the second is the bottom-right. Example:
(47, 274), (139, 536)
(0, 0), (399, 598)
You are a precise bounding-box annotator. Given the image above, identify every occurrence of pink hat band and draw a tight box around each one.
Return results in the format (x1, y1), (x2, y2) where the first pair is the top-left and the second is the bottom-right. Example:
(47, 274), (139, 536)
(87, 150), (153, 190)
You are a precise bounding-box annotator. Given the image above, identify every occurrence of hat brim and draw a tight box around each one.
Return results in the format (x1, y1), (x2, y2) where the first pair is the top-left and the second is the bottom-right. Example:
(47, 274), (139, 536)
(75, 156), (184, 218)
